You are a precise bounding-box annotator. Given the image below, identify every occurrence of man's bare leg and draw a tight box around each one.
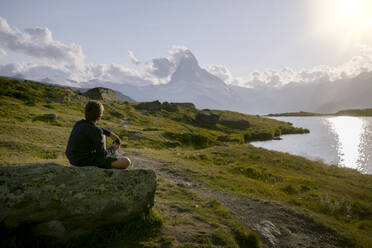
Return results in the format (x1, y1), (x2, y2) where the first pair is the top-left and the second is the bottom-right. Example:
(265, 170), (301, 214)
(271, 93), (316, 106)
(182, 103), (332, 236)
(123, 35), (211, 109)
(111, 156), (131, 169)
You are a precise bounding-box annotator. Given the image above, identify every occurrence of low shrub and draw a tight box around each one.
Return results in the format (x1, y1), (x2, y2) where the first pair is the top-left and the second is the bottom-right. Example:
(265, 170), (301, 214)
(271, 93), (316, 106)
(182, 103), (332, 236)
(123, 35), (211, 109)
(32, 150), (58, 159)
(232, 166), (282, 183)
(163, 132), (214, 149)
(280, 184), (299, 195)
(244, 130), (274, 142)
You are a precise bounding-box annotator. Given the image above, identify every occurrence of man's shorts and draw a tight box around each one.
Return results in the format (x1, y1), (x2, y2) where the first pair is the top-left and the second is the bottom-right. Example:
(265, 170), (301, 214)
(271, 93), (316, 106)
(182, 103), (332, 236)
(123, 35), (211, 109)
(71, 155), (117, 169)
(103, 156), (117, 169)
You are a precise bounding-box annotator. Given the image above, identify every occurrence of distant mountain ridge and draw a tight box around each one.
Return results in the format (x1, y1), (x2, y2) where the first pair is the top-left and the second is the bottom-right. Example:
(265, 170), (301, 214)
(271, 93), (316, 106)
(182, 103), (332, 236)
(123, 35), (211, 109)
(80, 51), (372, 114)
(2, 50), (372, 114)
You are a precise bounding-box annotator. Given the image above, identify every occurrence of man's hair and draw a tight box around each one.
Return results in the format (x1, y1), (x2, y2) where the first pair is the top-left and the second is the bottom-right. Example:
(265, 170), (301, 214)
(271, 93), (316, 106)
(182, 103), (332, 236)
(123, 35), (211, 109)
(85, 100), (104, 121)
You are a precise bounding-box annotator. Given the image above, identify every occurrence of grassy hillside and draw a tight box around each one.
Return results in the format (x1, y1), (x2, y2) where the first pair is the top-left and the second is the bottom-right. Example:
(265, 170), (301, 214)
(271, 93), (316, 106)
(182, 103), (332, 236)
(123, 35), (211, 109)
(334, 108), (372, 116)
(267, 108), (372, 117)
(1, 76), (371, 247)
(267, 111), (324, 117)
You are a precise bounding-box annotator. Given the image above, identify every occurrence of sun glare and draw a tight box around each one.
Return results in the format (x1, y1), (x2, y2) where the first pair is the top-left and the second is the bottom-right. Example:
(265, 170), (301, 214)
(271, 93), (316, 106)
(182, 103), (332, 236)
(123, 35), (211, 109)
(336, 0), (372, 27)
(312, 0), (372, 48)
(340, 0), (364, 20)
(365, 18), (372, 25)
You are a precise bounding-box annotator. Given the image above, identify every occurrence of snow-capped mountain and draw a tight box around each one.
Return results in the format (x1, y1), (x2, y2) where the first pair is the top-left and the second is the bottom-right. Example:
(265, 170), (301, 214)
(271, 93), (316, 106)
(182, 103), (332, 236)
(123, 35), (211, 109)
(81, 50), (243, 111)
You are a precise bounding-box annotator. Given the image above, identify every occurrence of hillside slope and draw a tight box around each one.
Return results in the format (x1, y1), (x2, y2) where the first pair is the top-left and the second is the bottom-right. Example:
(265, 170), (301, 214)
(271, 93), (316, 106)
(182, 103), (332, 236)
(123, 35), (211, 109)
(0, 77), (371, 248)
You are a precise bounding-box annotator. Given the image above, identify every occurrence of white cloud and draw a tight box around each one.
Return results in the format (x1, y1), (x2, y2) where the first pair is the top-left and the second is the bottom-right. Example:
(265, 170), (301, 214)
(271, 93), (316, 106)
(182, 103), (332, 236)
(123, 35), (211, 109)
(149, 57), (173, 78)
(0, 61), (154, 86)
(0, 62), (76, 85)
(208, 45), (372, 88)
(128, 50), (140, 65)
(147, 46), (192, 81)
(206, 65), (234, 84)
(83, 63), (152, 86)
(1, 15), (372, 92)
(0, 17), (84, 68)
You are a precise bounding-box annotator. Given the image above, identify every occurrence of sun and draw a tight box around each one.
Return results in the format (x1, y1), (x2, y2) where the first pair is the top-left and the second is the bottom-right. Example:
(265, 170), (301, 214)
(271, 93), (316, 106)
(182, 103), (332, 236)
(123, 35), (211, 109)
(339, 0), (364, 20)
(312, 0), (372, 43)
(338, 0), (372, 27)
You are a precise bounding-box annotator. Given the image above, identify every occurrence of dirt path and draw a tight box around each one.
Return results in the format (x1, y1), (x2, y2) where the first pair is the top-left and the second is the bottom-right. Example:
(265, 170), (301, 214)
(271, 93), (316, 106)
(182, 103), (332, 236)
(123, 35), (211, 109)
(131, 155), (344, 248)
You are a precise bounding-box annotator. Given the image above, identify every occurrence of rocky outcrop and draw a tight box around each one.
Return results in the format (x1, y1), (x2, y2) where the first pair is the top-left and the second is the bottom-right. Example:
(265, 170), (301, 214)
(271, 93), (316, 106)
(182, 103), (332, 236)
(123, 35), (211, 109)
(195, 112), (220, 126)
(83, 87), (119, 101)
(161, 102), (179, 112)
(135, 100), (162, 112)
(0, 164), (156, 241)
(135, 101), (190, 113)
(219, 118), (250, 130)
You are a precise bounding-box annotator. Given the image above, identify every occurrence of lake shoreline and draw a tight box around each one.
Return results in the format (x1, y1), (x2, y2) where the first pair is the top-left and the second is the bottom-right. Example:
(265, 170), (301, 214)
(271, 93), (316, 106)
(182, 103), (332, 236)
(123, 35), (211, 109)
(252, 116), (372, 174)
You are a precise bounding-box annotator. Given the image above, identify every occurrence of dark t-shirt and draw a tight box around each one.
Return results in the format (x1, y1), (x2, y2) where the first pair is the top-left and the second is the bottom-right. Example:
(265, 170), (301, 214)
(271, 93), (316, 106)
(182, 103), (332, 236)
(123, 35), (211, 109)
(65, 119), (112, 168)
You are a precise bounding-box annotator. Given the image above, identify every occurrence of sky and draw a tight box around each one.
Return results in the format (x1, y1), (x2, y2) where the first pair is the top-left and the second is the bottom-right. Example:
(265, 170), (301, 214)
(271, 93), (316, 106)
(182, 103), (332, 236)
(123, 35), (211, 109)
(0, 0), (372, 86)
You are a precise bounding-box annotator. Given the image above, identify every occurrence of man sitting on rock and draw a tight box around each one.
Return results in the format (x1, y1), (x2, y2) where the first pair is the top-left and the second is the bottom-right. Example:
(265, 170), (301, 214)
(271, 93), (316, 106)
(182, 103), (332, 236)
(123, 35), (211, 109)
(66, 100), (131, 169)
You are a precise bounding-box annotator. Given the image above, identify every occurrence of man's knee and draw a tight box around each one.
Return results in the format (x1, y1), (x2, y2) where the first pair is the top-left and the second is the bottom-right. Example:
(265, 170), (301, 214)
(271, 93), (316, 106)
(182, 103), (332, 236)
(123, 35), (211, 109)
(111, 156), (131, 169)
(121, 157), (131, 167)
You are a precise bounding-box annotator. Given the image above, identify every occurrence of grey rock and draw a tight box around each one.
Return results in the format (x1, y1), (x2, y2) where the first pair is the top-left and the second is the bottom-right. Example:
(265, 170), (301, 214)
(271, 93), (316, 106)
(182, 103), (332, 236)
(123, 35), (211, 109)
(177, 182), (192, 188)
(0, 164), (156, 240)
(195, 112), (220, 126)
(254, 220), (281, 247)
(43, 113), (57, 120)
(83, 87), (119, 101)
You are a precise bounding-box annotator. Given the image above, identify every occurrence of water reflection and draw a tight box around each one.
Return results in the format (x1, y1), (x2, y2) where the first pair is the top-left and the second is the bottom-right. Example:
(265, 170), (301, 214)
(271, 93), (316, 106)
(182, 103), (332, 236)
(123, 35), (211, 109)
(251, 116), (372, 174)
(326, 117), (365, 171)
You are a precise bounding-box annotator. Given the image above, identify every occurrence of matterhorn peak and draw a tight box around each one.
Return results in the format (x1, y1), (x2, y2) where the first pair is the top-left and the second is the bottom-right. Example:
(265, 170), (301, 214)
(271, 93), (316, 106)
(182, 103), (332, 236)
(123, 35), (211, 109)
(170, 49), (225, 88)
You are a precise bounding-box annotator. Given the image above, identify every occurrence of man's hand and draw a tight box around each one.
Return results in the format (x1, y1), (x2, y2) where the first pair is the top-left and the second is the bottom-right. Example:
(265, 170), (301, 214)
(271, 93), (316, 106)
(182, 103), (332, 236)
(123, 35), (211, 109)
(110, 132), (120, 143)
(110, 132), (121, 150)
(113, 143), (120, 151)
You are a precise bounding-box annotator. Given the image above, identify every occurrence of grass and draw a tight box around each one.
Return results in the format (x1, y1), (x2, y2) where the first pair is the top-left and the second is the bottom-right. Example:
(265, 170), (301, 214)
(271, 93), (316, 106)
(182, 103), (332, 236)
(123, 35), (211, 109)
(155, 177), (260, 248)
(0, 76), (371, 247)
(138, 146), (372, 247)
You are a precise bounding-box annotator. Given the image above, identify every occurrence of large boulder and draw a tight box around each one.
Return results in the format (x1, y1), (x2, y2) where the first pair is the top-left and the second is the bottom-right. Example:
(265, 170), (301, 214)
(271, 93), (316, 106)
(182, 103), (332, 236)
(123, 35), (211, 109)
(0, 164), (156, 241)
(195, 112), (220, 127)
(83, 87), (118, 101)
(135, 100), (162, 112)
(219, 118), (250, 130)
(161, 102), (179, 112)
